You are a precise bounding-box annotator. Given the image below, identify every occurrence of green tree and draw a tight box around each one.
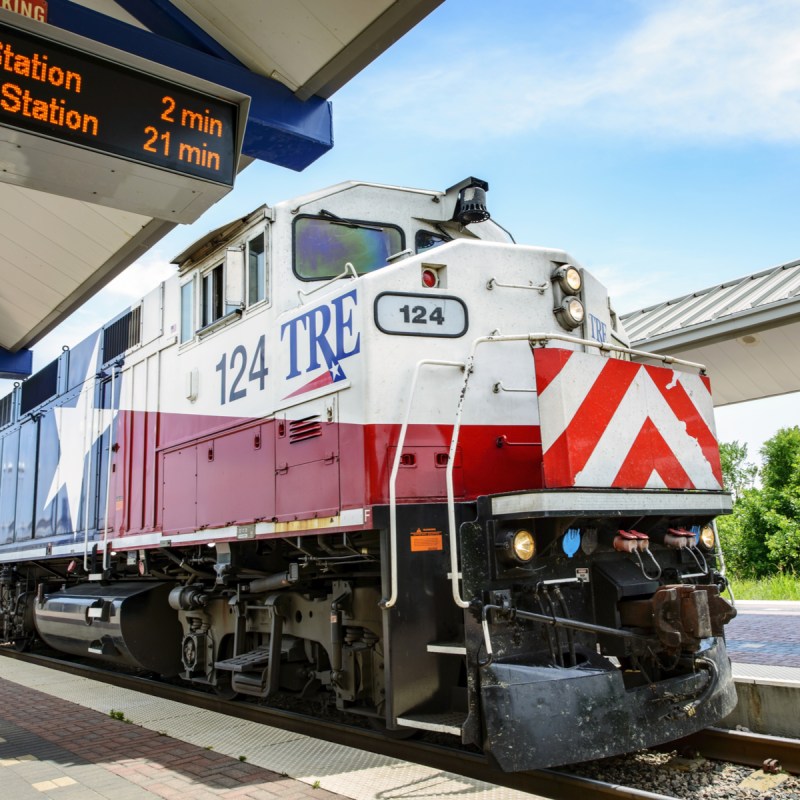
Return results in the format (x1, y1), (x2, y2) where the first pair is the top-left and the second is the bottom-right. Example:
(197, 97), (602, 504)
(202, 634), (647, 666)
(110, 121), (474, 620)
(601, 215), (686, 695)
(759, 426), (800, 492)
(717, 493), (768, 577)
(717, 427), (800, 577)
(718, 440), (757, 501)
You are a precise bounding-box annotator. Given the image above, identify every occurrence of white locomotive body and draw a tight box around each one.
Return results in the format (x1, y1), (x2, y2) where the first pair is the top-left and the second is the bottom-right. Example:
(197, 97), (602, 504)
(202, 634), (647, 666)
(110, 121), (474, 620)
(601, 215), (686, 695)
(0, 178), (736, 770)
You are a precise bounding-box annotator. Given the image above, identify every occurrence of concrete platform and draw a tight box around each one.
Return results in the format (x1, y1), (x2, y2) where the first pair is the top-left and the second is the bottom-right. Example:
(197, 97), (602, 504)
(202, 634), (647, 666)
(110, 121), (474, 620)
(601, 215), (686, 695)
(0, 659), (540, 800)
(1, 598), (796, 799)
(722, 600), (800, 738)
(0, 663), (348, 800)
(726, 662), (800, 738)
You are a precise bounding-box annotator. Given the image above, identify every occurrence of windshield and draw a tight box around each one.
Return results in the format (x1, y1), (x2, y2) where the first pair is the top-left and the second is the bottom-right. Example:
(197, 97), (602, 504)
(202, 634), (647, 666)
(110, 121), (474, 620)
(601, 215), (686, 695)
(294, 215), (404, 280)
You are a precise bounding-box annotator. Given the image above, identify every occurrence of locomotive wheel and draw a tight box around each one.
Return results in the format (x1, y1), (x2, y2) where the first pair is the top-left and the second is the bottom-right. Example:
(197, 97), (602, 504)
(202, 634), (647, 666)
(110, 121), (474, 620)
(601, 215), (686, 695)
(12, 634), (34, 652)
(367, 717), (418, 739)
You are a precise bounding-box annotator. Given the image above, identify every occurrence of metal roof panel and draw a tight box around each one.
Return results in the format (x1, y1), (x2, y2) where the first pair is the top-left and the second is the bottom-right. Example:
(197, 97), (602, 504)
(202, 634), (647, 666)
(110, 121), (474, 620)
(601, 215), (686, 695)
(621, 259), (800, 341)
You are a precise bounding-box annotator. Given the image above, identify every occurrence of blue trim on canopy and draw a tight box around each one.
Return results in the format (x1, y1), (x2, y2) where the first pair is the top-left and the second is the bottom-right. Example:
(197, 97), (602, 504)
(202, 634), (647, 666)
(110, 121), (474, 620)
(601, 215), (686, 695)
(46, 0), (333, 171)
(0, 348), (32, 380)
(113, 0), (242, 65)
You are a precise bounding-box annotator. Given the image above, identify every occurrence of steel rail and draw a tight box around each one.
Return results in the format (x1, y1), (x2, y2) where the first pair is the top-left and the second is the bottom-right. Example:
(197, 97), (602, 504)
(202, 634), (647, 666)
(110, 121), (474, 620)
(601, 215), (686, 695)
(665, 725), (800, 775)
(0, 646), (684, 800)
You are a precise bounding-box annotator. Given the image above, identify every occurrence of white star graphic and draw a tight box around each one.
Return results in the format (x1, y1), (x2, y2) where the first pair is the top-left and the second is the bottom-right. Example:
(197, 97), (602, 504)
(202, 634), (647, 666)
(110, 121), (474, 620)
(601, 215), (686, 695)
(329, 361), (343, 381)
(44, 338), (107, 530)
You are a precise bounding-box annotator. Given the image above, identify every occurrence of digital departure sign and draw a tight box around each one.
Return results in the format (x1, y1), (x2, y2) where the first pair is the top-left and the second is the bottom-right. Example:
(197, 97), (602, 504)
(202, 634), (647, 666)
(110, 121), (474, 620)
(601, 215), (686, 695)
(0, 20), (239, 186)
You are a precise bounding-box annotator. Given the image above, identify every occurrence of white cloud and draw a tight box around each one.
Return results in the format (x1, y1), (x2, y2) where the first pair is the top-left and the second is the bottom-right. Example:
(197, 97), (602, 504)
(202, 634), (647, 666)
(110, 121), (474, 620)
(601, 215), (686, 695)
(592, 0), (800, 140)
(344, 0), (800, 141)
(102, 251), (175, 301)
(591, 262), (672, 313)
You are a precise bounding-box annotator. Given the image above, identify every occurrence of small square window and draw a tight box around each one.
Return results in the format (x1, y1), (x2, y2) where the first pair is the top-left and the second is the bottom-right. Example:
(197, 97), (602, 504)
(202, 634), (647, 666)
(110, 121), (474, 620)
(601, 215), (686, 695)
(180, 280), (194, 343)
(202, 265), (224, 326)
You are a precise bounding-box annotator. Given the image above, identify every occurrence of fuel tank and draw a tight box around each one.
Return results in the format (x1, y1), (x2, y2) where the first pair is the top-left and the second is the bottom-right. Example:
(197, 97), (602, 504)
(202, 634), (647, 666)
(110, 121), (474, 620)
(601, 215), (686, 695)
(33, 581), (182, 676)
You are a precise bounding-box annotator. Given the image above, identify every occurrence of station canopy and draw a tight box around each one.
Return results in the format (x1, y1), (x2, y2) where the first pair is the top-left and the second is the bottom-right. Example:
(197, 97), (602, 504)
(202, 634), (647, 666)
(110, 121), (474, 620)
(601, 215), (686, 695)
(621, 259), (800, 406)
(0, 0), (442, 377)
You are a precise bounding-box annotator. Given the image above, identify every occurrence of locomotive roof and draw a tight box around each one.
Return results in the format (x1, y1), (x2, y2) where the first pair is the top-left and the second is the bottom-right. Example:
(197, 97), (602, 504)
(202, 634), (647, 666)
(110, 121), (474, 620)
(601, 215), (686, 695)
(172, 180), (442, 268)
(172, 205), (270, 269)
(277, 180), (440, 211)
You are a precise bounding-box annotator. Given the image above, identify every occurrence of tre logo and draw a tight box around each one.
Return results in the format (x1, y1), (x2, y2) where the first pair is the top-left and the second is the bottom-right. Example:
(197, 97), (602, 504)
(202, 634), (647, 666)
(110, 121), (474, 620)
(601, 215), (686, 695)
(588, 313), (607, 343)
(281, 289), (360, 379)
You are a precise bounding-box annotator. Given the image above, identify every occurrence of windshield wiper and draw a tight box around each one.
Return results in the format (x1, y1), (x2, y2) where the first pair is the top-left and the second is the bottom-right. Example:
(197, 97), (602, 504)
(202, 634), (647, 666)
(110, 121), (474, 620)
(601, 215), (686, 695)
(319, 209), (385, 232)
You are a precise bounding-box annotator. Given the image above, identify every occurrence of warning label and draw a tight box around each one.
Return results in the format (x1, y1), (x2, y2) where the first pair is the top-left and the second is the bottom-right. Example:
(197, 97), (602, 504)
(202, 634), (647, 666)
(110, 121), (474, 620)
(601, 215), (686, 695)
(410, 527), (443, 552)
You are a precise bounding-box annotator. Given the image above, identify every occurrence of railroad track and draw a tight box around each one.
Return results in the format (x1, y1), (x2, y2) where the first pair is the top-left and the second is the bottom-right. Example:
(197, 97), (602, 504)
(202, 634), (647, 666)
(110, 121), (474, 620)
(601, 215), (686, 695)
(1, 646), (797, 800)
(666, 726), (800, 775)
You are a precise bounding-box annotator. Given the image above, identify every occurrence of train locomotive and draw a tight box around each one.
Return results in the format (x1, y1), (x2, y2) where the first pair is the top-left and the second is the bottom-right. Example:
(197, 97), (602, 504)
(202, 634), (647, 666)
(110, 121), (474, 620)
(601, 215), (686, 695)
(0, 177), (737, 770)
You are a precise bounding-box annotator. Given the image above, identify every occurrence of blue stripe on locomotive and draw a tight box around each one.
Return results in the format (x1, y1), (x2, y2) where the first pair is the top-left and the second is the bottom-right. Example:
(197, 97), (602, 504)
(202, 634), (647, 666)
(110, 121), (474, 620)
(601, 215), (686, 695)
(0, 329), (118, 553)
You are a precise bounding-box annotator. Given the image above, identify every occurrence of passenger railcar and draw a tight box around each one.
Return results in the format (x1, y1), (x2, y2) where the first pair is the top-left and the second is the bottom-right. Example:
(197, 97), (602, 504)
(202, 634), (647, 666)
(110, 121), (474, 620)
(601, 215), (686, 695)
(0, 177), (737, 770)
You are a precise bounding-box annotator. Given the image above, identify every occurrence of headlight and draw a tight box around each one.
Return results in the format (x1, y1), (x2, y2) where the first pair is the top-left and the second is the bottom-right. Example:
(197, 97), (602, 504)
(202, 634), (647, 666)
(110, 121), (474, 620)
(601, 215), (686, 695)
(512, 530), (536, 562)
(552, 265), (582, 294)
(555, 296), (585, 329)
(698, 525), (716, 550)
(496, 528), (536, 566)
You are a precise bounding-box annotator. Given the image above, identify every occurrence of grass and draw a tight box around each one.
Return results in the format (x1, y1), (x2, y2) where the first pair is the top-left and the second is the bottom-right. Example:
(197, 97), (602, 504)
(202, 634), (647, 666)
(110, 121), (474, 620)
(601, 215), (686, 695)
(729, 574), (800, 600)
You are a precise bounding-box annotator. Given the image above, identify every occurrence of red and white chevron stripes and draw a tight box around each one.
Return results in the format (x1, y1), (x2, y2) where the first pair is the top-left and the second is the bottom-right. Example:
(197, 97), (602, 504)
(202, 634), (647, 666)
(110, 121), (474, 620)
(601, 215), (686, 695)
(533, 348), (724, 491)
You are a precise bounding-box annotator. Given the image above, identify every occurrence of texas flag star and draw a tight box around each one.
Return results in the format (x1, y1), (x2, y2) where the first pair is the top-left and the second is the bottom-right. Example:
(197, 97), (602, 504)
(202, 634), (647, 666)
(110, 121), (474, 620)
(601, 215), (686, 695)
(43, 337), (111, 531)
(329, 360), (344, 381)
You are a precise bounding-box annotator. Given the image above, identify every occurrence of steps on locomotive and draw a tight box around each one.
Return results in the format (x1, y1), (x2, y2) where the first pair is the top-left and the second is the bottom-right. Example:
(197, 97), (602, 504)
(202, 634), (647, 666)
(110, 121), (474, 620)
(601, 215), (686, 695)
(426, 641), (467, 655)
(395, 710), (467, 735)
(214, 647), (275, 697)
(394, 674), (468, 736)
(214, 648), (271, 672)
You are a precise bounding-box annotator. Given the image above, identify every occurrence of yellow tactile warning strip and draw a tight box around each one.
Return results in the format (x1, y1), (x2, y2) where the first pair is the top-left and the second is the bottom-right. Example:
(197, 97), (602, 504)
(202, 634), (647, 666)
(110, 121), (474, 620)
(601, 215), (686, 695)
(32, 776), (78, 791)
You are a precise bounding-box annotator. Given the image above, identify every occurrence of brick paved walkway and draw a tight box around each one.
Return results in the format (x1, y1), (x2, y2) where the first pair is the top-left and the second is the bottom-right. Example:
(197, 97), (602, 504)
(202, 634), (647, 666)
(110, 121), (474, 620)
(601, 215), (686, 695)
(727, 603), (800, 667)
(0, 679), (345, 800)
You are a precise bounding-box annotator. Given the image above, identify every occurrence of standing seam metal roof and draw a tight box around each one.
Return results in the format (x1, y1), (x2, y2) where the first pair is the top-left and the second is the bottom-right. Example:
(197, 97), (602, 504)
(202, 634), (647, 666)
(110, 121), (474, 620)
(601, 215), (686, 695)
(620, 259), (800, 342)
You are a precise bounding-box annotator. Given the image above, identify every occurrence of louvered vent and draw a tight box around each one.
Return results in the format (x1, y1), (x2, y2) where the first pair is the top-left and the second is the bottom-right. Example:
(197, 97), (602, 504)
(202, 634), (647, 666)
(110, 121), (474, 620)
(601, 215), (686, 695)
(103, 305), (141, 363)
(0, 392), (12, 428)
(289, 415), (323, 443)
(20, 358), (58, 414)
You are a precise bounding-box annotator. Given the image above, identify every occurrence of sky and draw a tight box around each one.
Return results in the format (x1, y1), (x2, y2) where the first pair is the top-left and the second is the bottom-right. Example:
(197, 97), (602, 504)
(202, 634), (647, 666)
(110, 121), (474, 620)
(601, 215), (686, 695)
(4, 0), (799, 473)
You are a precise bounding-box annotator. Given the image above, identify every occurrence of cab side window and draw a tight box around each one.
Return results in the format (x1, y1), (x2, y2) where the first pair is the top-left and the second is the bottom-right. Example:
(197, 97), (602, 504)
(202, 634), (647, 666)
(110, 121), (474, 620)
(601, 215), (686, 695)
(247, 232), (267, 306)
(180, 279), (194, 343)
(182, 227), (269, 342)
(202, 264), (224, 326)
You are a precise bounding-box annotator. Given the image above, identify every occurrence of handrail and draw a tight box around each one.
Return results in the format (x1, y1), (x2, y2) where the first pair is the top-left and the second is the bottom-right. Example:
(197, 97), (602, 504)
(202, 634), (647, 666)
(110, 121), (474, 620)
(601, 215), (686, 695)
(492, 381), (535, 394)
(297, 262), (357, 302)
(486, 277), (548, 294)
(81, 374), (97, 573)
(711, 520), (735, 606)
(527, 331), (707, 372)
(101, 366), (117, 571)
(443, 331), (708, 610)
(381, 332), (706, 612)
(381, 358), (465, 609)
